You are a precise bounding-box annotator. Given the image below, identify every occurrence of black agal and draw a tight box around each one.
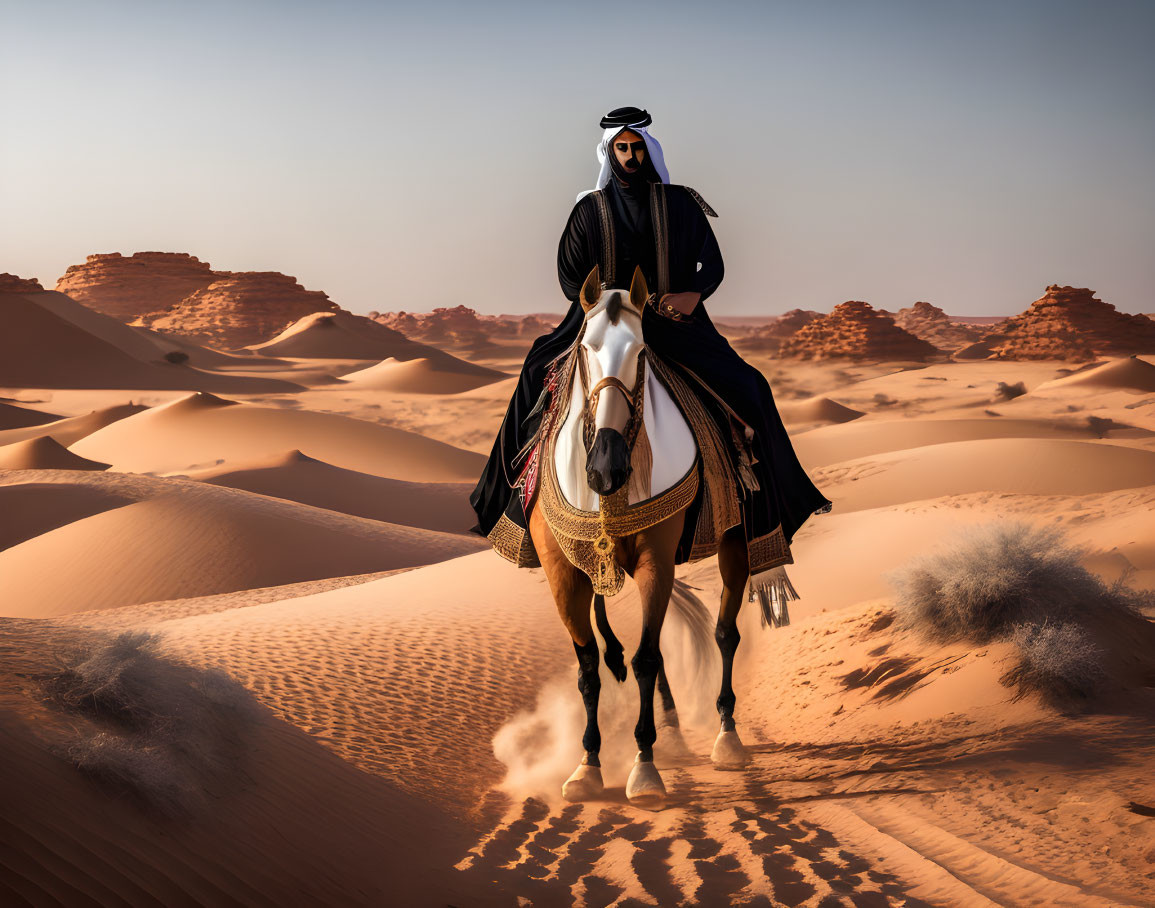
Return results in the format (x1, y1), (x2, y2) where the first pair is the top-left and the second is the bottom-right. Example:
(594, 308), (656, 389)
(599, 107), (652, 129)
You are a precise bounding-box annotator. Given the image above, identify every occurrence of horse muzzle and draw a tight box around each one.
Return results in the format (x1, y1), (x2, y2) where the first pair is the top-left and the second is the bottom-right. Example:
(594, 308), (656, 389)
(586, 428), (631, 495)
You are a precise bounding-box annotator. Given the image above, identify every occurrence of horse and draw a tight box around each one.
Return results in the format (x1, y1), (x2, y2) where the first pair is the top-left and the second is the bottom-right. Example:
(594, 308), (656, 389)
(524, 263), (756, 808)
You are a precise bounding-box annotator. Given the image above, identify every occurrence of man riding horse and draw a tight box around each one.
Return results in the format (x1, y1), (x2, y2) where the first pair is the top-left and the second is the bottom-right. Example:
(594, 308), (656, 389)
(471, 105), (831, 597)
(469, 106), (832, 804)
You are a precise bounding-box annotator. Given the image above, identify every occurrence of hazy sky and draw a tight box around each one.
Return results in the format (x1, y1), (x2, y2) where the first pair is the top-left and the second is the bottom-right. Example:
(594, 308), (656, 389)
(2, 0), (1152, 317)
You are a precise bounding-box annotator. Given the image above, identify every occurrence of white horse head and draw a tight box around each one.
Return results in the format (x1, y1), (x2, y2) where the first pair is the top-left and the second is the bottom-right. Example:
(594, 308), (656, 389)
(554, 265), (697, 511)
(577, 265), (649, 496)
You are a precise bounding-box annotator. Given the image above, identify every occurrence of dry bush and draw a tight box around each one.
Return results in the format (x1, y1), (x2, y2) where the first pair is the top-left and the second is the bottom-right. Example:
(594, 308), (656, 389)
(1000, 620), (1107, 706)
(886, 520), (1150, 708)
(993, 380), (1027, 401)
(37, 630), (262, 817)
(886, 520), (1139, 644)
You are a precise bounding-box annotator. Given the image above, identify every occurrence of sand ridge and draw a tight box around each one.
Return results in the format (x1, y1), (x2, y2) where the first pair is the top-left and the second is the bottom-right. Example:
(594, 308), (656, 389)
(0, 471), (485, 618)
(187, 448), (477, 533)
(70, 390), (487, 481)
(0, 436), (110, 471)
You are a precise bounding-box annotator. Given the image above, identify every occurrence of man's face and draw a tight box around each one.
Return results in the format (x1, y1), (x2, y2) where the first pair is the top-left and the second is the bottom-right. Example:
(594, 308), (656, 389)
(612, 129), (646, 173)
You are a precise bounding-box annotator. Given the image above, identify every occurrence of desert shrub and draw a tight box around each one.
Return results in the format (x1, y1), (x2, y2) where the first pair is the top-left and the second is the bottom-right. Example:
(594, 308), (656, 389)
(993, 380), (1026, 401)
(886, 520), (1150, 708)
(1000, 620), (1107, 707)
(163, 350), (189, 364)
(886, 520), (1136, 645)
(38, 631), (262, 817)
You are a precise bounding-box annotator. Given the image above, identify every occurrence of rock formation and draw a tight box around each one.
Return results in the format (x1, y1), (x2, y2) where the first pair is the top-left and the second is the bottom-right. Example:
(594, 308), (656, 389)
(141, 272), (340, 349)
(976, 285), (1155, 361)
(373, 305), (491, 351)
(778, 301), (943, 361)
(893, 301), (985, 353)
(370, 306), (562, 354)
(55, 253), (217, 321)
(734, 309), (823, 352)
(0, 274), (44, 293)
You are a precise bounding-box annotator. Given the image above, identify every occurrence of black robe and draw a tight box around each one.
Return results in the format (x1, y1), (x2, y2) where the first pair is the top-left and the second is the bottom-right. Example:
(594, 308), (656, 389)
(469, 176), (832, 568)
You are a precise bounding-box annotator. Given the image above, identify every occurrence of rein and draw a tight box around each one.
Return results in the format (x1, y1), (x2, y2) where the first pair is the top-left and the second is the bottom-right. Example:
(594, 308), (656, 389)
(577, 347), (647, 453)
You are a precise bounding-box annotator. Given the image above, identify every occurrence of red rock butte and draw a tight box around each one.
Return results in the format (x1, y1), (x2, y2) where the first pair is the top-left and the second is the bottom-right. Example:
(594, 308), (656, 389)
(892, 301), (985, 353)
(141, 272), (340, 349)
(779, 300), (943, 361)
(0, 273), (45, 293)
(55, 252), (217, 322)
(977, 285), (1155, 361)
(735, 309), (823, 352)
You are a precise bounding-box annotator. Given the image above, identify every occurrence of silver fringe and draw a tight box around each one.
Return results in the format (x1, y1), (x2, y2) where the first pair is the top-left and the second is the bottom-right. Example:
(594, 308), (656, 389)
(747, 564), (800, 629)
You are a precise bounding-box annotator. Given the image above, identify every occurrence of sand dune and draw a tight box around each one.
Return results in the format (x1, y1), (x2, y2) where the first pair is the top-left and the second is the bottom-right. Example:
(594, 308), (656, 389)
(188, 449), (477, 533)
(814, 437), (1155, 512)
(71, 391), (486, 481)
(452, 375), (519, 400)
(1033, 355), (1155, 393)
(779, 395), (865, 428)
(0, 468), (194, 547)
(0, 480), (139, 552)
(133, 323), (296, 369)
(0, 477), (484, 618)
(245, 310), (424, 360)
(20, 288), (173, 363)
(794, 415), (1121, 470)
(0, 436), (109, 471)
(0, 403), (147, 448)
(0, 291), (302, 393)
(339, 355), (509, 394)
(151, 551), (573, 811)
(0, 622), (481, 908)
(0, 399), (61, 429)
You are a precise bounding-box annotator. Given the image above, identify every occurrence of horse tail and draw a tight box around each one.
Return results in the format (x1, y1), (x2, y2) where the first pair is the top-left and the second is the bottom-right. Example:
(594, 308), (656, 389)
(668, 578), (717, 681)
(594, 579), (716, 684)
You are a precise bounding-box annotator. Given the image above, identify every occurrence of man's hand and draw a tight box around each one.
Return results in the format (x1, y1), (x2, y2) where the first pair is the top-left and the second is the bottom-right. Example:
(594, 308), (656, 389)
(658, 291), (701, 317)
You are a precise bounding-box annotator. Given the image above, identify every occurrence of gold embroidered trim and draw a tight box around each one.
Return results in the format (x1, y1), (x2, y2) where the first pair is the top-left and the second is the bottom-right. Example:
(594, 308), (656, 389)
(650, 183), (670, 298)
(748, 524), (793, 574)
(682, 185), (719, 218)
(591, 190), (616, 288)
(487, 512), (540, 568)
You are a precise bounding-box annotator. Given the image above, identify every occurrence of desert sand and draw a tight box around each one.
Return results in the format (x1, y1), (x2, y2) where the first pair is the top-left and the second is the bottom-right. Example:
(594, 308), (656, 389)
(3, 278), (1155, 906)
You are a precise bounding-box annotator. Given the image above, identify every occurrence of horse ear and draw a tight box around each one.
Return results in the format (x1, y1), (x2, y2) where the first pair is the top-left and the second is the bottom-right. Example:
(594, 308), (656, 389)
(580, 265), (601, 312)
(629, 266), (649, 310)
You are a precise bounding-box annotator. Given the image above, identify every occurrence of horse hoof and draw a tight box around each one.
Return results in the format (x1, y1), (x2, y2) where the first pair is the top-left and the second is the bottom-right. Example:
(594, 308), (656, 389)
(711, 728), (752, 770)
(625, 755), (666, 808)
(562, 762), (604, 802)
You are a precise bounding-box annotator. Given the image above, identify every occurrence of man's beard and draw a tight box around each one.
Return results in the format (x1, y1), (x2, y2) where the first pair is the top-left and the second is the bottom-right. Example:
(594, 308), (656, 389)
(610, 153), (652, 188)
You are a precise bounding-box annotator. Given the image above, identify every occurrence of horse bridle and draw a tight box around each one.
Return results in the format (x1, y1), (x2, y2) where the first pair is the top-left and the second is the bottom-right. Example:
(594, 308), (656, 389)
(577, 345), (647, 454)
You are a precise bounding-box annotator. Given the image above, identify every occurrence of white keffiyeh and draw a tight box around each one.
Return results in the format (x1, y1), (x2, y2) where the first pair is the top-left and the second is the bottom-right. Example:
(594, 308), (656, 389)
(576, 124), (670, 203)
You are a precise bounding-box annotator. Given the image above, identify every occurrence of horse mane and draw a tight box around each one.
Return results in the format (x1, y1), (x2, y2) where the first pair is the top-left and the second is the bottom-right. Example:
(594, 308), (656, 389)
(605, 291), (624, 325)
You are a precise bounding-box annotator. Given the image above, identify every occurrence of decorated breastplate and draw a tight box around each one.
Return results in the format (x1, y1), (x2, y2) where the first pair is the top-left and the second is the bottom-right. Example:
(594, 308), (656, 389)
(531, 341), (700, 596)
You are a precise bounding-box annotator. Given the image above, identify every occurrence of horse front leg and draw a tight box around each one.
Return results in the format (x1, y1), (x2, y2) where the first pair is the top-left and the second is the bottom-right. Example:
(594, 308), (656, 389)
(529, 504), (604, 802)
(624, 512), (684, 807)
(713, 525), (753, 769)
